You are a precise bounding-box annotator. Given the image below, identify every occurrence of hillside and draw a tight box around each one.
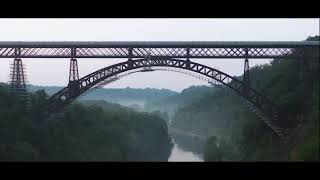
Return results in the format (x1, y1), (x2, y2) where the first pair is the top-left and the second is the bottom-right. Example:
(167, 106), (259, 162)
(27, 85), (178, 107)
(0, 85), (173, 161)
(170, 35), (319, 161)
(144, 85), (215, 122)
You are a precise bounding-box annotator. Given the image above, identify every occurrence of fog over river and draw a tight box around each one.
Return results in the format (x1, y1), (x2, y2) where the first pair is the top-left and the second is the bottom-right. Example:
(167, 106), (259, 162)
(168, 140), (203, 162)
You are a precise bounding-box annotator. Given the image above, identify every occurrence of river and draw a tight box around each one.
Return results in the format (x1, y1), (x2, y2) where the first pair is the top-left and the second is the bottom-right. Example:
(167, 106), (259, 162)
(168, 140), (203, 162)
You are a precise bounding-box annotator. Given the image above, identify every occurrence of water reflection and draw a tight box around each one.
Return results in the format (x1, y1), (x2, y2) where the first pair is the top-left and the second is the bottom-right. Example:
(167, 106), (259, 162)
(168, 142), (203, 162)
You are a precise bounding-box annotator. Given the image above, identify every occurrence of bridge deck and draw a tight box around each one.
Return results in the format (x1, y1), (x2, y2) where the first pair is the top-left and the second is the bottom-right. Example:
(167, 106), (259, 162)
(0, 41), (318, 48)
(0, 41), (318, 59)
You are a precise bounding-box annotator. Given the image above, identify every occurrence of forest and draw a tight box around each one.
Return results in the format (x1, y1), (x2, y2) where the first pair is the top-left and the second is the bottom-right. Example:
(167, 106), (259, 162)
(169, 36), (319, 161)
(0, 84), (173, 161)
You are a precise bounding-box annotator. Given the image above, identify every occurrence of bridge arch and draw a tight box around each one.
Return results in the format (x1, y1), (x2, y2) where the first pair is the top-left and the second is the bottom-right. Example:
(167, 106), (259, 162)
(82, 66), (223, 96)
(50, 58), (267, 105)
(48, 58), (288, 141)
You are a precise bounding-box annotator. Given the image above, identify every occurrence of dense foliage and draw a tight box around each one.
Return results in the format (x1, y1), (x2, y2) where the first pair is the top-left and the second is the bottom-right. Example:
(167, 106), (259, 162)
(0, 85), (173, 161)
(170, 36), (319, 161)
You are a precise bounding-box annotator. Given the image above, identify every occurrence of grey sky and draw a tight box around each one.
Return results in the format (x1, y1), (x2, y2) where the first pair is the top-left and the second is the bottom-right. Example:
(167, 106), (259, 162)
(0, 18), (319, 92)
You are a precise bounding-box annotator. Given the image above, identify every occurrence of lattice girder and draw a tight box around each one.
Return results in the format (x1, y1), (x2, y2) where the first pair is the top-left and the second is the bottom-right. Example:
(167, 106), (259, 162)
(1, 46), (318, 59)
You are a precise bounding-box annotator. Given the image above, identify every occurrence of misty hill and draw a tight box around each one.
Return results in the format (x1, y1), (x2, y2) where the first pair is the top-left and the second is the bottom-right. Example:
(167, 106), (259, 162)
(80, 99), (135, 113)
(27, 85), (178, 107)
(171, 35), (319, 161)
(27, 85), (62, 96)
(144, 85), (217, 122)
(0, 84), (173, 161)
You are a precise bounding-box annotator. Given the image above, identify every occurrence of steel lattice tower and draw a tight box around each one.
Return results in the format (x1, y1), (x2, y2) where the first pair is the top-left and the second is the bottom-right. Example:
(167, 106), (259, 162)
(9, 58), (31, 110)
(67, 48), (80, 100)
(69, 58), (79, 82)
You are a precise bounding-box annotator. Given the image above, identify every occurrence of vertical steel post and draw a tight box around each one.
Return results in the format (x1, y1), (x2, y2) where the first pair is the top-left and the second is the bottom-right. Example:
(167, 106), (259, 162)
(128, 47), (133, 69)
(68, 48), (80, 100)
(11, 48), (26, 91)
(10, 48), (31, 110)
(69, 48), (79, 82)
(243, 48), (250, 97)
(186, 47), (190, 69)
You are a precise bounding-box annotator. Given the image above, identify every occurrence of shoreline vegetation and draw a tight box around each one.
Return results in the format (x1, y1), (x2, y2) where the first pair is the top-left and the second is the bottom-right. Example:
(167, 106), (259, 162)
(0, 86), (173, 161)
(169, 36), (319, 161)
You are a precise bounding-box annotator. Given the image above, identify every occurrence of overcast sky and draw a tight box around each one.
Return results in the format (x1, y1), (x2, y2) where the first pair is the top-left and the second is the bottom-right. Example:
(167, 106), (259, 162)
(0, 18), (319, 92)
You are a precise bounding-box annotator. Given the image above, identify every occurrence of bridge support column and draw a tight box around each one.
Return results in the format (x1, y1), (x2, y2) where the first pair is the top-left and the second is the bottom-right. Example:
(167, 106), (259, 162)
(10, 48), (31, 110)
(10, 58), (26, 91)
(67, 48), (80, 100)
(185, 59), (190, 69)
(69, 58), (79, 82)
(243, 51), (250, 97)
(186, 47), (190, 69)
(127, 48), (134, 69)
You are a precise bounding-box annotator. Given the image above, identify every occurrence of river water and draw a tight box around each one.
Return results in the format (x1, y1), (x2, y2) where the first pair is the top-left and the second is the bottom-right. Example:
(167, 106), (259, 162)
(168, 141), (203, 162)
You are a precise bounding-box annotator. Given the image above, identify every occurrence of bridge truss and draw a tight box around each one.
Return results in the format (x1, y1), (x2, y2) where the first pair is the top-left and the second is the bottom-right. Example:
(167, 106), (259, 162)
(0, 41), (319, 143)
(0, 41), (318, 59)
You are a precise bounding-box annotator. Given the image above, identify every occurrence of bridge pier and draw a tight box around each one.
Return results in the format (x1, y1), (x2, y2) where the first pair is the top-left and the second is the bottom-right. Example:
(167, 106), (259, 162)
(243, 49), (250, 97)
(69, 48), (79, 82)
(69, 58), (79, 82)
(186, 48), (191, 69)
(67, 80), (80, 100)
(67, 48), (80, 100)
(9, 48), (31, 110)
(10, 58), (26, 91)
(127, 48), (134, 69)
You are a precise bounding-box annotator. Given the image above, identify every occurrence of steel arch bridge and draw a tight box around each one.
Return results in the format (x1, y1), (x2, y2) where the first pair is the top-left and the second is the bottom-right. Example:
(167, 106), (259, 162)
(1, 41), (319, 143)
(50, 58), (274, 111)
(46, 57), (297, 142)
